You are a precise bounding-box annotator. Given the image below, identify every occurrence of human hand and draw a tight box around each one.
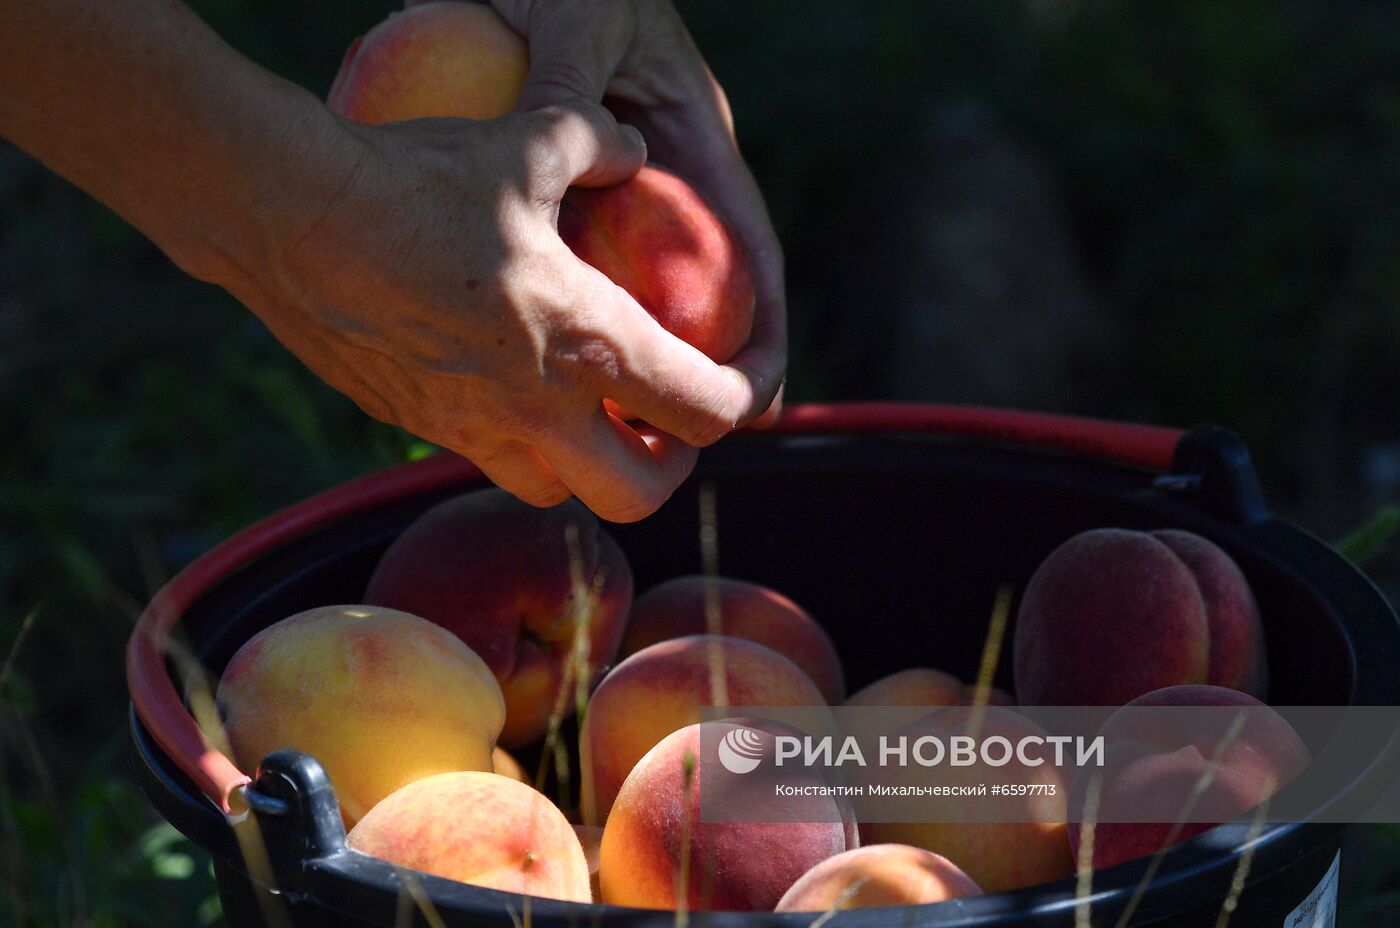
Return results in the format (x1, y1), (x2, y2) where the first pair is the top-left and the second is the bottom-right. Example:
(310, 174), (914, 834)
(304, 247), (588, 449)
(245, 99), (762, 521)
(411, 0), (788, 424)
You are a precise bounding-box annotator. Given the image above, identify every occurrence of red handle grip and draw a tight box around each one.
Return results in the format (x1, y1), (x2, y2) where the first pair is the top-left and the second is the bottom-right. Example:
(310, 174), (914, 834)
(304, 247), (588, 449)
(769, 403), (1183, 471)
(127, 402), (1182, 812)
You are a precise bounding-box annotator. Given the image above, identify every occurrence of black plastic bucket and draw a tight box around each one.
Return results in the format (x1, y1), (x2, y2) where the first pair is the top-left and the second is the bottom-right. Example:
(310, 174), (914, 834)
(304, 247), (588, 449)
(126, 403), (1400, 926)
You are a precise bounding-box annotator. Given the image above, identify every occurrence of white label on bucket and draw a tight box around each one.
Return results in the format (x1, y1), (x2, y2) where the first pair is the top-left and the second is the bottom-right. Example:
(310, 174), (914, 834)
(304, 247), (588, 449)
(1284, 851), (1339, 928)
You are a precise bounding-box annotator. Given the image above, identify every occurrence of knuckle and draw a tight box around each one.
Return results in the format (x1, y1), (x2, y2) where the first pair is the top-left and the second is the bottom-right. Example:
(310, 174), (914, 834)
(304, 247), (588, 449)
(676, 403), (735, 447)
(599, 485), (670, 524)
(547, 317), (625, 387)
(526, 61), (601, 105)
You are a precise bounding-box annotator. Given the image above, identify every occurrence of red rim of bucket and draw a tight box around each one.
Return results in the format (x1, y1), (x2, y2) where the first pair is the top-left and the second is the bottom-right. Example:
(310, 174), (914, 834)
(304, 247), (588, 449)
(126, 402), (1183, 813)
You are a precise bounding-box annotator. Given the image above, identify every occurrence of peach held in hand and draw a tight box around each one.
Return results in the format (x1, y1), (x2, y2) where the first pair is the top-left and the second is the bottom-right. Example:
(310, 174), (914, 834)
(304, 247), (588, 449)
(347, 771), (591, 902)
(365, 489), (633, 749)
(326, 1), (526, 124)
(215, 604), (504, 826)
(558, 166), (755, 371)
(1013, 528), (1266, 706)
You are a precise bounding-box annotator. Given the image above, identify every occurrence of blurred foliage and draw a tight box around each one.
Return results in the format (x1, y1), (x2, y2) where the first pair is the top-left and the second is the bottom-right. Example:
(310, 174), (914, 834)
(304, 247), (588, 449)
(2, 0), (1399, 925)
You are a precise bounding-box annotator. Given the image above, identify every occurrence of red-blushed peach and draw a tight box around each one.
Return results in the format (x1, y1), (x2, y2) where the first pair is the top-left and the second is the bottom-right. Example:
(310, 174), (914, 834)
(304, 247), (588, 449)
(215, 605), (503, 827)
(326, 1), (525, 124)
(1151, 530), (1267, 696)
(1067, 684), (1309, 870)
(962, 684), (1016, 706)
(845, 668), (963, 709)
(347, 771), (590, 901)
(579, 634), (827, 823)
(622, 575), (846, 703)
(365, 489), (632, 749)
(859, 706), (1074, 893)
(559, 166), (755, 375)
(774, 844), (982, 912)
(1012, 528), (1267, 706)
(599, 722), (858, 910)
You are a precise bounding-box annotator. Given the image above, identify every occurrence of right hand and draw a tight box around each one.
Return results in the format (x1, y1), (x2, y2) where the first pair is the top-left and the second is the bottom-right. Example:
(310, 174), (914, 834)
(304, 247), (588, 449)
(242, 99), (766, 522)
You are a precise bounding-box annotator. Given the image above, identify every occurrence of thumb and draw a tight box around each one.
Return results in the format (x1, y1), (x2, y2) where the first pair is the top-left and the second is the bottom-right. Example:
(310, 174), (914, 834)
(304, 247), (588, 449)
(507, 1), (634, 111)
(524, 99), (646, 195)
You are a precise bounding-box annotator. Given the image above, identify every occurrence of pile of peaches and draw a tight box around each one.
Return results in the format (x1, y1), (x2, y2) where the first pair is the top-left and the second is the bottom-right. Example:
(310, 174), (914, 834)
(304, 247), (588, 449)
(213, 486), (1308, 913)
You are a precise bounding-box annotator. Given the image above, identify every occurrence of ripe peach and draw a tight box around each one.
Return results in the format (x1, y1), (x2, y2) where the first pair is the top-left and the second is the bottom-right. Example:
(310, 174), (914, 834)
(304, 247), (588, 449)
(1012, 528), (1266, 706)
(215, 605), (503, 826)
(774, 844), (982, 912)
(962, 684), (1016, 706)
(1152, 530), (1267, 696)
(845, 668), (963, 709)
(559, 166), (755, 369)
(599, 722), (858, 910)
(326, 1), (526, 124)
(579, 634), (827, 823)
(622, 576), (845, 703)
(860, 706), (1074, 893)
(347, 771), (590, 902)
(1068, 684), (1309, 870)
(365, 489), (632, 749)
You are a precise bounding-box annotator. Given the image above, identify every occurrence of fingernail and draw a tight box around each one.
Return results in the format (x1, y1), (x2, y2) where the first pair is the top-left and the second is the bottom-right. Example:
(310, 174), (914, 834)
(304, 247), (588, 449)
(621, 123), (646, 153)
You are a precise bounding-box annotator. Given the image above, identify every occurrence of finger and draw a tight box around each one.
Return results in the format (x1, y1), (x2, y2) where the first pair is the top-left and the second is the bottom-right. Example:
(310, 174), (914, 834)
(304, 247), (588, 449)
(540, 410), (698, 523)
(749, 381), (785, 430)
(625, 80), (789, 423)
(671, 147), (787, 424)
(468, 442), (573, 509)
(572, 275), (765, 447)
(523, 100), (646, 199)
(503, 0), (634, 111)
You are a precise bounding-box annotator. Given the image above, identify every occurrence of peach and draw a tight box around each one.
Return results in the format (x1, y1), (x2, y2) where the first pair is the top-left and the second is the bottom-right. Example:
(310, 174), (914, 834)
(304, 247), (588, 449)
(962, 684), (1016, 706)
(860, 706), (1074, 893)
(215, 605), (503, 826)
(774, 844), (982, 912)
(845, 668), (963, 709)
(579, 634), (827, 823)
(365, 489), (632, 749)
(347, 771), (590, 902)
(622, 576), (845, 703)
(1068, 684), (1309, 870)
(559, 166), (755, 369)
(1012, 528), (1266, 706)
(1152, 530), (1267, 696)
(326, 1), (526, 125)
(599, 722), (858, 910)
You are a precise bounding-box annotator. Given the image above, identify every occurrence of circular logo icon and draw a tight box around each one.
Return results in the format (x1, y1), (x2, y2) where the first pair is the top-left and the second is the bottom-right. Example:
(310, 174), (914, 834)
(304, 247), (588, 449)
(717, 727), (766, 774)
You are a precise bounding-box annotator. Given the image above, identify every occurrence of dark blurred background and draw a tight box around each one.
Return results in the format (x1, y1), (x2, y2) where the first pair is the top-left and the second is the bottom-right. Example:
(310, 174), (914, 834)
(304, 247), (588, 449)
(3, 0), (1398, 924)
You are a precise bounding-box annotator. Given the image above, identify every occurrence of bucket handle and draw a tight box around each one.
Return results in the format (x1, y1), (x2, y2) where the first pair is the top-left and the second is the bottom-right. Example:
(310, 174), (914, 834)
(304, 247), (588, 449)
(128, 402), (1265, 814)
